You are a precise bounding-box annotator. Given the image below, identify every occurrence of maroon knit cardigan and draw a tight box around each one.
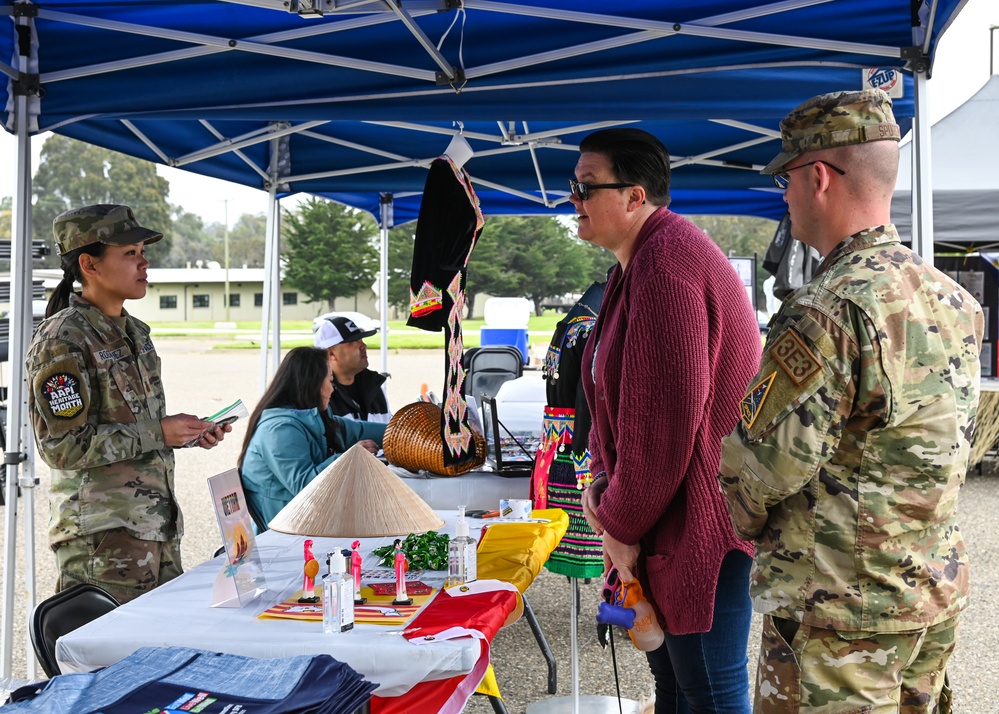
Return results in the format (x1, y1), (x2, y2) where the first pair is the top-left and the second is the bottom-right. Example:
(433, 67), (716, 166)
(583, 207), (761, 635)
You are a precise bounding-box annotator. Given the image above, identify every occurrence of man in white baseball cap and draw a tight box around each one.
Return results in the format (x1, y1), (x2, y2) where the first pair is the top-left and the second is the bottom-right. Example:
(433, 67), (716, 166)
(315, 316), (391, 423)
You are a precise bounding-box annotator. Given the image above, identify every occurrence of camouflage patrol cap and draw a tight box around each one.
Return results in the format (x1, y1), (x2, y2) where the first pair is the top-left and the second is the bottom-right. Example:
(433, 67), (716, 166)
(762, 89), (901, 175)
(54, 204), (163, 256)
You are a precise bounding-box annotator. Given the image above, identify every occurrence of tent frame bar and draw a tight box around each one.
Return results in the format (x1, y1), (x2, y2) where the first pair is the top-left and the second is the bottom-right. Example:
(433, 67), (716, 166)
(38, 8), (438, 83)
(174, 121), (327, 167)
(41, 12), (415, 84)
(33, 1), (904, 96)
(464, 0), (899, 81)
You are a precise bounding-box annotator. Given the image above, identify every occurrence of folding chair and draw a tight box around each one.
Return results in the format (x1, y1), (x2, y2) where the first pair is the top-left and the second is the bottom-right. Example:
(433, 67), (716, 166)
(463, 346), (524, 403)
(30, 583), (121, 678)
(237, 469), (270, 533)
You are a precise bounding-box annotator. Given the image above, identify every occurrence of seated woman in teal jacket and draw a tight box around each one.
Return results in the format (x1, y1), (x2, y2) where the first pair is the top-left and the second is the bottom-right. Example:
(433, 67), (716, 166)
(238, 346), (387, 526)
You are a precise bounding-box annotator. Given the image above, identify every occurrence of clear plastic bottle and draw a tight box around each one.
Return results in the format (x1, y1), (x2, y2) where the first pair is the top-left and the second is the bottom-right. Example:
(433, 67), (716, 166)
(448, 507), (477, 587)
(323, 550), (355, 634)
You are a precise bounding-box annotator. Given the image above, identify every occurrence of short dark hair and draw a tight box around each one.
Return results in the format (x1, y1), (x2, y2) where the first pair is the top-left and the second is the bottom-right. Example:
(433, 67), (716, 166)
(579, 128), (671, 206)
(238, 346), (330, 470)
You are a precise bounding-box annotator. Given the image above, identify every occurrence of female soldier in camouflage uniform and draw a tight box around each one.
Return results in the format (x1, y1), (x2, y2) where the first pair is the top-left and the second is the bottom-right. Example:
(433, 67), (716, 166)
(26, 204), (230, 604)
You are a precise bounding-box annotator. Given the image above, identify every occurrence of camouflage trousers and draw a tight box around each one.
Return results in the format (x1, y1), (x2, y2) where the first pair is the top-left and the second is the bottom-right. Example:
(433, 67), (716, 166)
(54, 527), (183, 605)
(755, 614), (957, 713)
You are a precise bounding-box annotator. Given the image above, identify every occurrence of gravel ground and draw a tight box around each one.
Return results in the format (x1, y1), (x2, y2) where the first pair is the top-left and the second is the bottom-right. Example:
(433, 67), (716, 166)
(1, 336), (998, 712)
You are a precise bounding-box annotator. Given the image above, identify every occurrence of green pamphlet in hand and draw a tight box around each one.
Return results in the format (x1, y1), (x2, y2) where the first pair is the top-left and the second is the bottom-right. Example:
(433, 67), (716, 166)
(184, 399), (249, 448)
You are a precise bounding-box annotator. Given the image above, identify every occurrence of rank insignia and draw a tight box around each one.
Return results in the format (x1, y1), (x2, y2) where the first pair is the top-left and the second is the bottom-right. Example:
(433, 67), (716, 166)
(741, 371), (776, 429)
(770, 328), (822, 386)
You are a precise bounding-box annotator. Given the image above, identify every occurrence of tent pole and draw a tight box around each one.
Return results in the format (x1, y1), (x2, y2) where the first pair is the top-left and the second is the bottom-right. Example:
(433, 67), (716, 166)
(912, 69), (934, 266)
(2, 13), (38, 680)
(378, 194), (393, 375)
(269, 192), (281, 377)
(258, 200), (274, 394)
(260, 140), (278, 394)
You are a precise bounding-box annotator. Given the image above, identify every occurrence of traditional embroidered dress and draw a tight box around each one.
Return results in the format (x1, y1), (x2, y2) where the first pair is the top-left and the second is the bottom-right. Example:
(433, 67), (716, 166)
(407, 156), (484, 468)
(533, 281), (605, 579)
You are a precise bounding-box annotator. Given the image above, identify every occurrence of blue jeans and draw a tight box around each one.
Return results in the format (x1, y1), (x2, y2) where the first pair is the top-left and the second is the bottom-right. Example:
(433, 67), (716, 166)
(645, 549), (752, 714)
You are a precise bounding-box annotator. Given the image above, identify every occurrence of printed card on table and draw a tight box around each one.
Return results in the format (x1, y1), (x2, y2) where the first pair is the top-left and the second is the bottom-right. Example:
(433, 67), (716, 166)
(259, 587), (435, 626)
(207, 469), (267, 607)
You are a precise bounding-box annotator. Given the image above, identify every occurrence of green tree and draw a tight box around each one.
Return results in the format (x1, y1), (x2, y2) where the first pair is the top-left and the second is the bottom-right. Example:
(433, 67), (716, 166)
(32, 135), (172, 266)
(464, 221), (522, 317)
(283, 198), (378, 309)
(687, 214), (779, 308)
(386, 223), (417, 313)
(0, 196), (10, 242)
(158, 205), (215, 269)
(385, 215), (613, 319)
(205, 212), (268, 269)
(470, 216), (613, 315)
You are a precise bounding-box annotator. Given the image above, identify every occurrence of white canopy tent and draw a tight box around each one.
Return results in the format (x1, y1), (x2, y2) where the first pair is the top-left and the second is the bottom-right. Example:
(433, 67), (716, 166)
(893, 73), (999, 248)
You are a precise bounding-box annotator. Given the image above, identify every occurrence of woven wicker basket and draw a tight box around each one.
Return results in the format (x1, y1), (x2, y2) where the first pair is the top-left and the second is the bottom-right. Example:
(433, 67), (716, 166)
(383, 401), (486, 476)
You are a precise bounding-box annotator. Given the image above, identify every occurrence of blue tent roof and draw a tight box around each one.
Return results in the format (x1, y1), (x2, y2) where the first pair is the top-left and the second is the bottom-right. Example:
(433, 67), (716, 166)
(0, 0), (962, 220)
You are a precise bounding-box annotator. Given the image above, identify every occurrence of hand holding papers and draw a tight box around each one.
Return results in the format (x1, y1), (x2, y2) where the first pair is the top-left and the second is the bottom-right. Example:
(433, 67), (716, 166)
(184, 398), (248, 448)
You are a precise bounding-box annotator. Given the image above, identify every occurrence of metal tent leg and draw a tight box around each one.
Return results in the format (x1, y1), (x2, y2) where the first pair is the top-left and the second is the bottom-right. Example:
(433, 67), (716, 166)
(522, 592), (557, 694)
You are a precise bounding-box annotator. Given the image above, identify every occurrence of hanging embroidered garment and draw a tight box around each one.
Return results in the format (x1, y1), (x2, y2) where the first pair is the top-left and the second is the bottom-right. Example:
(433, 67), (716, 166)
(407, 156), (484, 468)
(532, 280), (606, 579)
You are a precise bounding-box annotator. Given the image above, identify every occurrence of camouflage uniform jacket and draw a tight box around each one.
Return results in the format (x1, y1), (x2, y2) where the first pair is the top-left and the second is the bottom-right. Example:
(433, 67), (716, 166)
(26, 294), (179, 546)
(719, 225), (982, 632)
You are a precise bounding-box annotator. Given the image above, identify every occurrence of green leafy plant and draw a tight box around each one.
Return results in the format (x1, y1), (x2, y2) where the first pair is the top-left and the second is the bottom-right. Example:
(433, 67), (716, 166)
(372, 531), (450, 571)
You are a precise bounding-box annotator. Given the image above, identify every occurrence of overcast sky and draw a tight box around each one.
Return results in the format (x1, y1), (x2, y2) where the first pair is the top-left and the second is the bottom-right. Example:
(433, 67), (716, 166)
(1, 0), (996, 227)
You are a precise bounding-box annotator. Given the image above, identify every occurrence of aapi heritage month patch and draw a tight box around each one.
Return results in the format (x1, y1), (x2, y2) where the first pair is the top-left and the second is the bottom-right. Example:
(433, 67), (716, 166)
(42, 373), (85, 419)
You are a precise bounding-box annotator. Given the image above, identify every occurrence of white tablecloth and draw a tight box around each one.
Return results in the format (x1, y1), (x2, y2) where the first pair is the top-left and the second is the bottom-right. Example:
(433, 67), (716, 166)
(394, 469), (529, 510)
(56, 513), (485, 697)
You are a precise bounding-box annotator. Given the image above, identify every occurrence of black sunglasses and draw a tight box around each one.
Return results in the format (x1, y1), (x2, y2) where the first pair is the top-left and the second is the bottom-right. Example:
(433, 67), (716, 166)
(569, 179), (635, 201)
(772, 160), (846, 190)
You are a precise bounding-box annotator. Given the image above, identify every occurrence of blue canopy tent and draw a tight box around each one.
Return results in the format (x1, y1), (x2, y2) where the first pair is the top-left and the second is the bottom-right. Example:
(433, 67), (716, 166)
(0, 0), (966, 678)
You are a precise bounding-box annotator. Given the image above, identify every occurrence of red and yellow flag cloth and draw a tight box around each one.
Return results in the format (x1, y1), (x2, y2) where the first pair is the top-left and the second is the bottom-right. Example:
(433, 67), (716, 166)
(370, 509), (568, 713)
(369, 580), (519, 714)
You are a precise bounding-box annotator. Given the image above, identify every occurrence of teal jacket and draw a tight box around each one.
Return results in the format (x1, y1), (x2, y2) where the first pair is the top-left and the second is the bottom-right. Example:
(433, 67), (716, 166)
(240, 406), (386, 525)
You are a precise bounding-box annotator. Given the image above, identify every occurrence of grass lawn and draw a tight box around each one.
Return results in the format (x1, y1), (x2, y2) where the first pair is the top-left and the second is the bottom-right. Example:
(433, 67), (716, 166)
(150, 313), (565, 350)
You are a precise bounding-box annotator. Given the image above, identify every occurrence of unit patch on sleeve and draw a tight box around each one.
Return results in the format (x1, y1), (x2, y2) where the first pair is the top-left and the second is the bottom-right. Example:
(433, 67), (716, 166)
(741, 371), (776, 429)
(42, 373), (85, 419)
(770, 328), (822, 386)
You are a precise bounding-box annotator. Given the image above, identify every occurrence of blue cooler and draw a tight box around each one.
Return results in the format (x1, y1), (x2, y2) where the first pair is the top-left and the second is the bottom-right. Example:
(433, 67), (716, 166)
(479, 327), (529, 364)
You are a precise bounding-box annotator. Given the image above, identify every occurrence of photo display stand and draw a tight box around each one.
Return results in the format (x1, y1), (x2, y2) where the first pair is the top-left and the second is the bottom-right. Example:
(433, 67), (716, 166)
(207, 469), (267, 608)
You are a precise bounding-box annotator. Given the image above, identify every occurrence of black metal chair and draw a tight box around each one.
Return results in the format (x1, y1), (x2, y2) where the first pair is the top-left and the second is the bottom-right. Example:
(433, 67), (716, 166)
(463, 346), (524, 403)
(30, 583), (121, 678)
(246, 498), (269, 533)
(237, 469), (269, 533)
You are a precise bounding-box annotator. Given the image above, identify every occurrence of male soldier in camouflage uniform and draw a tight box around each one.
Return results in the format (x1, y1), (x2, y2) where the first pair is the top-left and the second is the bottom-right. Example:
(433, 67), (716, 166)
(26, 204), (228, 604)
(718, 90), (983, 712)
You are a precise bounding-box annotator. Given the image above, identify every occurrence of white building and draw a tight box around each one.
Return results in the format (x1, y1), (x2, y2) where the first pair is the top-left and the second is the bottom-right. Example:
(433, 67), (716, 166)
(30, 267), (382, 324)
(135, 267), (382, 323)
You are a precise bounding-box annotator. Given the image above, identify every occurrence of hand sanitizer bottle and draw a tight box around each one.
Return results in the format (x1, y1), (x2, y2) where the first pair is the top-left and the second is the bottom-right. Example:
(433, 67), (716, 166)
(323, 550), (355, 634)
(448, 506), (477, 587)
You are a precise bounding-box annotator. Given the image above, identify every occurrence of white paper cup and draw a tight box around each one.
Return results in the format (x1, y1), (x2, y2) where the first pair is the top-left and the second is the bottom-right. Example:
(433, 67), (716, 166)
(500, 498), (532, 520)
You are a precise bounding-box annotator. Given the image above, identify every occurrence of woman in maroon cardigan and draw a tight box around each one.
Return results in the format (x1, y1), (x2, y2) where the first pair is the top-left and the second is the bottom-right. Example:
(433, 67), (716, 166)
(576, 129), (762, 713)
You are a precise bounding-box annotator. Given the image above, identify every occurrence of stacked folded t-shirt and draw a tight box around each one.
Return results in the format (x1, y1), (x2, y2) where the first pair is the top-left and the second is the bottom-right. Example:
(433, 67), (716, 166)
(5, 646), (376, 714)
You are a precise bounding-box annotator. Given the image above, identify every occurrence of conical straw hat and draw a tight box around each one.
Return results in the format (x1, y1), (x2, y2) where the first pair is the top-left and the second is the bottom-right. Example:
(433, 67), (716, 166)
(268, 443), (445, 537)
